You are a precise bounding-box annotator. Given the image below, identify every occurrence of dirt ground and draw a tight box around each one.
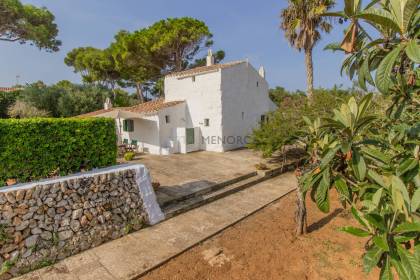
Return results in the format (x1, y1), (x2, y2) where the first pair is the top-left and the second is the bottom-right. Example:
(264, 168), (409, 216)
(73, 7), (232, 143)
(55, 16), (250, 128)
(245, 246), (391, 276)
(140, 191), (380, 280)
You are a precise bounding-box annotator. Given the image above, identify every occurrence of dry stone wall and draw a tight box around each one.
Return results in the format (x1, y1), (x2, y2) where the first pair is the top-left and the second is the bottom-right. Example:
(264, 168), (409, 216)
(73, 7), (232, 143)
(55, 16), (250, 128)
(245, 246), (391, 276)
(0, 164), (164, 279)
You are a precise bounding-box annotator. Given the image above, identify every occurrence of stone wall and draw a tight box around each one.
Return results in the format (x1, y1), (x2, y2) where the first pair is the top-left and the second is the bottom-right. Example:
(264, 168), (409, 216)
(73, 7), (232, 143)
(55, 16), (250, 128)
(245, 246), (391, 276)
(0, 164), (164, 279)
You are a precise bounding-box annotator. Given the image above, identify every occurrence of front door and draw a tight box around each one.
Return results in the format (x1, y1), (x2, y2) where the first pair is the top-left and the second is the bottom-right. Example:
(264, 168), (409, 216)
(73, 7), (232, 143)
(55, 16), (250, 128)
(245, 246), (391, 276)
(186, 128), (195, 145)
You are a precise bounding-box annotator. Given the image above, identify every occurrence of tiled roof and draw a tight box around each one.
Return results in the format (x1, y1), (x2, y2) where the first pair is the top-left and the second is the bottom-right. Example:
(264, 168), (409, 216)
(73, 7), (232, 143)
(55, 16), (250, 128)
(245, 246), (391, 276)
(166, 60), (247, 78)
(0, 87), (23, 93)
(77, 99), (184, 118)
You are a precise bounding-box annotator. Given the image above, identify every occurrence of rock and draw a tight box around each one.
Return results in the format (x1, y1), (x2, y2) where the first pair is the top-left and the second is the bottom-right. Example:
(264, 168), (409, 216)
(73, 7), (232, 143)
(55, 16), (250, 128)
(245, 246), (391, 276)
(24, 189), (33, 200)
(14, 232), (23, 245)
(24, 235), (39, 248)
(97, 215), (105, 224)
(0, 244), (17, 254)
(40, 231), (52, 241)
(0, 193), (6, 205)
(15, 220), (29, 231)
(80, 216), (89, 227)
(5, 192), (16, 204)
(60, 217), (70, 227)
(15, 204), (29, 215)
(72, 209), (83, 220)
(104, 211), (112, 221)
(12, 216), (22, 226)
(47, 208), (56, 218)
(21, 212), (34, 221)
(31, 228), (42, 235)
(58, 230), (73, 241)
(56, 200), (68, 208)
(70, 220), (80, 232)
(15, 190), (25, 201)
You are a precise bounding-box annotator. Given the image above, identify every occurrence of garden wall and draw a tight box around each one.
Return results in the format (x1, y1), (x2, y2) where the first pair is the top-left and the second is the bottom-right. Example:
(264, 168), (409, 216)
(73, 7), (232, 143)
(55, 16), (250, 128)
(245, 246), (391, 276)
(0, 164), (164, 278)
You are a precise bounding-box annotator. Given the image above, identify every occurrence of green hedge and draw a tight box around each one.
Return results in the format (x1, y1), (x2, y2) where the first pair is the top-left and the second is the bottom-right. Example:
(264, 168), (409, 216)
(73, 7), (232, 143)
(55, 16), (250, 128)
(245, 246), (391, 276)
(0, 118), (117, 186)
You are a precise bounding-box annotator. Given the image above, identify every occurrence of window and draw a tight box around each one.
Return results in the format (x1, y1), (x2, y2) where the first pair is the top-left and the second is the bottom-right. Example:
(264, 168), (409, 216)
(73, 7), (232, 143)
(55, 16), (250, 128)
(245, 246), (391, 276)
(241, 112), (245, 120)
(204, 118), (210, 127)
(192, 76), (196, 82)
(123, 119), (134, 132)
(261, 115), (266, 123)
(186, 128), (195, 145)
(165, 115), (170, 124)
(257, 81), (259, 87)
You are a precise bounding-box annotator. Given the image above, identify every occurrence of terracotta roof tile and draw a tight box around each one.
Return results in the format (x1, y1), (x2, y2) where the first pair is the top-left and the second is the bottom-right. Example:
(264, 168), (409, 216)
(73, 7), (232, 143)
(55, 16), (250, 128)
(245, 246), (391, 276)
(0, 87), (23, 93)
(77, 99), (184, 118)
(166, 60), (247, 78)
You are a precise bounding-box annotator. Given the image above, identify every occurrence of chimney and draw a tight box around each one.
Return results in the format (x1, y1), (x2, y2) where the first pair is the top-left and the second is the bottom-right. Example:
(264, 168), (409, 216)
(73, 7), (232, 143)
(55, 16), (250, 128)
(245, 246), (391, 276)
(104, 97), (113, 110)
(259, 66), (266, 79)
(206, 49), (215, 66)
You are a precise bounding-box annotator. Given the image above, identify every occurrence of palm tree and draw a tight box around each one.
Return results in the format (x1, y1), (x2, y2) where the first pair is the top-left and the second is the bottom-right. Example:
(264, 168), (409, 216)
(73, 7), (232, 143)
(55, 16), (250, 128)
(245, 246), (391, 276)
(280, 0), (335, 100)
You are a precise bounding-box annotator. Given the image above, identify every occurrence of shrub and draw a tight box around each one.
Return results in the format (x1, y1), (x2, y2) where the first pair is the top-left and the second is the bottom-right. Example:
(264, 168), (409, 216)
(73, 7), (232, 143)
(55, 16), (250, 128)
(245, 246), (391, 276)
(124, 152), (135, 161)
(8, 100), (50, 118)
(248, 88), (356, 157)
(0, 118), (117, 186)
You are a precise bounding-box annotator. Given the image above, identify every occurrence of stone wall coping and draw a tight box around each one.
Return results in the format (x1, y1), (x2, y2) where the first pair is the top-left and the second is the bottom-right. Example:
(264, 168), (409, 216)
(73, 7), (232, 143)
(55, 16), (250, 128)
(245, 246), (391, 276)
(0, 164), (145, 193)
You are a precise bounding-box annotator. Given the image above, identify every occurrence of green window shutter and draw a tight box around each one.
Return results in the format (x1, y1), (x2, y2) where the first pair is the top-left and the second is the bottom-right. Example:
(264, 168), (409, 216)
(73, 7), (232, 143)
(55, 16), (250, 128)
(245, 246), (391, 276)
(186, 128), (195, 145)
(123, 120), (128, 132)
(123, 120), (134, 132)
(128, 120), (134, 132)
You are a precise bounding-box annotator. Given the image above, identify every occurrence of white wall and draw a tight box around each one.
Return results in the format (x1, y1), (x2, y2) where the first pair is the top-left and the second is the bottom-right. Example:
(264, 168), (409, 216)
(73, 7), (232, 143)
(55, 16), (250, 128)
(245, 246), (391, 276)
(165, 71), (224, 152)
(157, 103), (187, 154)
(220, 62), (272, 151)
(116, 115), (161, 155)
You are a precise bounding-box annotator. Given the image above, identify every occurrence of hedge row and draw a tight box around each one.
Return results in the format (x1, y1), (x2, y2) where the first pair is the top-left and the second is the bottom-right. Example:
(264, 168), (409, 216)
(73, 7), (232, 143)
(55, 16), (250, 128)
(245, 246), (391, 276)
(0, 118), (117, 186)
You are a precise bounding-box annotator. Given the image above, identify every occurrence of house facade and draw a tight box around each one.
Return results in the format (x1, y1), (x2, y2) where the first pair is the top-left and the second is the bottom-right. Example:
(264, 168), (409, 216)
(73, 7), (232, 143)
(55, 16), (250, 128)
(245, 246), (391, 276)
(79, 52), (276, 155)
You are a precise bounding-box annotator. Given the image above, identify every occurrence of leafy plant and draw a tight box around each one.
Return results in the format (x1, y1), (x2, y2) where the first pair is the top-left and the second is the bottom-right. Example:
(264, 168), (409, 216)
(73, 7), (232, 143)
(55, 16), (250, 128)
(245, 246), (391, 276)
(124, 152), (135, 161)
(297, 1), (420, 279)
(0, 0), (61, 51)
(0, 118), (117, 185)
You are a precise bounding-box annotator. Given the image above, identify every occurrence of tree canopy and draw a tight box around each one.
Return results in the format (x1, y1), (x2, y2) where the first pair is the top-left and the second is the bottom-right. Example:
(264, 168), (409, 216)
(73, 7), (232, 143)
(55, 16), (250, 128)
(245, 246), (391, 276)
(0, 0), (61, 51)
(65, 17), (223, 102)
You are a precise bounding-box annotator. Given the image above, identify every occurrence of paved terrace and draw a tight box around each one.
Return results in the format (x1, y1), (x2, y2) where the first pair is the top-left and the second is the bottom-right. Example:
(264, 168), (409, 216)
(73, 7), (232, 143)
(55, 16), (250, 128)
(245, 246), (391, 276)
(125, 148), (301, 206)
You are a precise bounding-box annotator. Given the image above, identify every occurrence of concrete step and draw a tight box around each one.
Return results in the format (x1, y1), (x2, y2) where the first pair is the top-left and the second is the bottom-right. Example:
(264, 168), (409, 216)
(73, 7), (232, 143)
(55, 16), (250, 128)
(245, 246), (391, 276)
(157, 172), (258, 208)
(163, 174), (267, 218)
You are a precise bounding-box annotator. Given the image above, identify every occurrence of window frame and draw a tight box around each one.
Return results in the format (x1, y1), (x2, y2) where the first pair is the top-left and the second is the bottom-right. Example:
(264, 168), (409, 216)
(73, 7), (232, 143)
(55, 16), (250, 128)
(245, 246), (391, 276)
(123, 119), (134, 132)
(204, 118), (210, 127)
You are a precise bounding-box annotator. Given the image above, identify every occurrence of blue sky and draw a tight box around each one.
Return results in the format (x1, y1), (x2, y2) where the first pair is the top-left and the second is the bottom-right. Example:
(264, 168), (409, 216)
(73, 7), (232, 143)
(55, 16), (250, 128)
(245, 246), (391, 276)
(0, 0), (350, 91)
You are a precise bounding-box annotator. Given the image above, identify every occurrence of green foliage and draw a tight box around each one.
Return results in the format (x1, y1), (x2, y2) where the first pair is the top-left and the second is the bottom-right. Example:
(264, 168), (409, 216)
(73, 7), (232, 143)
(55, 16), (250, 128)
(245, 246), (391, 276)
(124, 152), (135, 161)
(66, 17), (219, 101)
(0, 118), (117, 186)
(248, 87), (356, 157)
(0, 90), (20, 118)
(4, 81), (138, 118)
(7, 100), (50, 118)
(0, 0), (61, 51)
(299, 1), (420, 279)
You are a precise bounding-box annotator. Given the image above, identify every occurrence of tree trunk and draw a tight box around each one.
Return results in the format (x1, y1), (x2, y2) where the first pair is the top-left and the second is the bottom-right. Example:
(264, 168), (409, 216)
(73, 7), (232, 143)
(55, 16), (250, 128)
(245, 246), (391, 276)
(135, 82), (145, 103)
(304, 48), (314, 101)
(295, 186), (308, 235)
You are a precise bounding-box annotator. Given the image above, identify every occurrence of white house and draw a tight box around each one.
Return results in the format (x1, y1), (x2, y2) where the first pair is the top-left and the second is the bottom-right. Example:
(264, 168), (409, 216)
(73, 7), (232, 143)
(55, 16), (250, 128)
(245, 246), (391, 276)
(79, 51), (276, 155)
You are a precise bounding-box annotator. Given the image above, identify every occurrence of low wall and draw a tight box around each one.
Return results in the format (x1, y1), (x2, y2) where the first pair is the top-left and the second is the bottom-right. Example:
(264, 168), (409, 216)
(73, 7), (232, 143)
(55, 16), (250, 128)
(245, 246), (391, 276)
(0, 164), (164, 279)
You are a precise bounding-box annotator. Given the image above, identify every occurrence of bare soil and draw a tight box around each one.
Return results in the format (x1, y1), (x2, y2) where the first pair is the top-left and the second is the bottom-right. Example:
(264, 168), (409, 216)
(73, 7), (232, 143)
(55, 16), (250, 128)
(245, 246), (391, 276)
(141, 191), (380, 280)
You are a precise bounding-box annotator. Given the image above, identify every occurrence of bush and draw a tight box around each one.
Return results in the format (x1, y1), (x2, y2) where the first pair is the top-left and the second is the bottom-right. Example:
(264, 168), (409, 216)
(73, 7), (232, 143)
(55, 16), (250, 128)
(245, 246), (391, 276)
(0, 118), (117, 186)
(124, 152), (135, 161)
(8, 100), (50, 118)
(248, 88), (356, 157)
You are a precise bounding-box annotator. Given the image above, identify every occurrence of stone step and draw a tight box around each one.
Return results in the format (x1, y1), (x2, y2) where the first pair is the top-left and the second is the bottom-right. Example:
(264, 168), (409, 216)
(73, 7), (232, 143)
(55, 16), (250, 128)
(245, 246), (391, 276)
(157, 172), (258, 208)
(163, 174), (267, 218)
